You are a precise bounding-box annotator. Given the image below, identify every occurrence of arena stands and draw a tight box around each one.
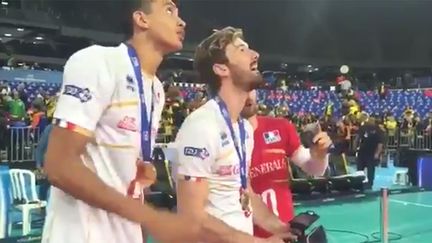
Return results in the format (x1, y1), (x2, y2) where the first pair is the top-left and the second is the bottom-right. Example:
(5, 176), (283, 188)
(1, 77), (431, 164)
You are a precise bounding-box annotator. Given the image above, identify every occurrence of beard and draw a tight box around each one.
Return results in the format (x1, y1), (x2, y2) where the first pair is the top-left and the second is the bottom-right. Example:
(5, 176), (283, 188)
(228, 63), (265, 92)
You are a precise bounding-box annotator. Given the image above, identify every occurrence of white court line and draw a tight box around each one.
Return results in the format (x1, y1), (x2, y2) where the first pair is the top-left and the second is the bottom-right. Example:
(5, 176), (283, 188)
(390, 199), (432, 208)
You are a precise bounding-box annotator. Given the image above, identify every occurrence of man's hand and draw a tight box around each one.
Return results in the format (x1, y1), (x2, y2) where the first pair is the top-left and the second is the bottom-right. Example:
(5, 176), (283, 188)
(310, 125), (332, 160)
(270, 223), (298, 243)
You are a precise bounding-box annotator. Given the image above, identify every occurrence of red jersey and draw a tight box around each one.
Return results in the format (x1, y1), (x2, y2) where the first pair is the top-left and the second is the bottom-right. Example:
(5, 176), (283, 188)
(250, 116), (301, 238)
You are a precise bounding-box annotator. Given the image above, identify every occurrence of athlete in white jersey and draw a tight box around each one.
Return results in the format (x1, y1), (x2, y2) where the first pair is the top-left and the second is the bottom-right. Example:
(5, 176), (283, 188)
(41, 1), (201, 243)
(175, 27), (296, 243)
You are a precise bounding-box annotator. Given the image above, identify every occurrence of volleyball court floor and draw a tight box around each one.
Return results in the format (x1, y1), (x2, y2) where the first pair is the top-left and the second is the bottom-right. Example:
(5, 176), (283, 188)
(296, 190), (432, 243)
(4, 163), (432, 243)
(5, 191), (432, 243)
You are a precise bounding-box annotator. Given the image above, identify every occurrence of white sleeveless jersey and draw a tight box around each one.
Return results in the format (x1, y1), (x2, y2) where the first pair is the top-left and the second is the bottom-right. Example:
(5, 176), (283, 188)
(175, 99), (255, 235)
(41, 43), (165, 243)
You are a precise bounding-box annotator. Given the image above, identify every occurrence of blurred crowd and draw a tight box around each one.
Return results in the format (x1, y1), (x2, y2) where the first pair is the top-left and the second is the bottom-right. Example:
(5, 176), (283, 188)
(159, 83), (432, 145)
(0, 80), (58, 151)
(0, 78), (431, 154)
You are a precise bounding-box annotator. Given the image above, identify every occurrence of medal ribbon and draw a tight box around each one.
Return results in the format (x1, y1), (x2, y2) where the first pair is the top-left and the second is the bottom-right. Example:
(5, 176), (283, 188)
(126, 44), (154, 161)
(214, 96), (247, 189)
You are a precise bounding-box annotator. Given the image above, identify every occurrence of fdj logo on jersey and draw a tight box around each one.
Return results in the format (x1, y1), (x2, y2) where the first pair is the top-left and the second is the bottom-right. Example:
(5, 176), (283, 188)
(63, 85), (92, 103)
(184, 147), (209, 160)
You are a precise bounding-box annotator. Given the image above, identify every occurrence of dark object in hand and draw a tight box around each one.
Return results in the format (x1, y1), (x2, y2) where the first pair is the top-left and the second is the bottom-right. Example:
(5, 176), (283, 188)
(284, 211), (327, 243)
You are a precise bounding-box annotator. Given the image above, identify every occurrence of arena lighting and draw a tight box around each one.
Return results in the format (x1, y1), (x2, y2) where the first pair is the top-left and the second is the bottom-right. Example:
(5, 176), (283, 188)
(1, 1), (8, 6)
(35, 36), (44, 40)
(4, 33), (11, 37)
(340, 65), (349, 74)
(17, 28), (24, 32)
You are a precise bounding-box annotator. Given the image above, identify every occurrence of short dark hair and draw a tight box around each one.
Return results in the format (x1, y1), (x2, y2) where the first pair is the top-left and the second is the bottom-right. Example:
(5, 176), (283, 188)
(193, 27), (244, 96)
(122, 0), (155, 39)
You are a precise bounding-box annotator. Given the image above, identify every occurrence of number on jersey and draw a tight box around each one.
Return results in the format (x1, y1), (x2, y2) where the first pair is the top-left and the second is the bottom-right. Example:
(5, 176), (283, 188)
(261, 189), (279, 216)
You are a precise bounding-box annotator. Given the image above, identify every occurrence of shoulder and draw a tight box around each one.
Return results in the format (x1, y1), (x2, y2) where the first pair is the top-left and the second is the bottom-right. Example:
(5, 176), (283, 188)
(66, 45), (107, 64)
(66, 44), (124, 70)
(178, 100), (219, 136)
(258, 116), (294, 129)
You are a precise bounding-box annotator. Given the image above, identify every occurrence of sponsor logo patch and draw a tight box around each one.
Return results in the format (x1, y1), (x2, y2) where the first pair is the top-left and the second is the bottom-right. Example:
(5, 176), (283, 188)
(63, 85), (92, 103)
(263, 130), (281, 144)
(184, 147), (210, 160)
(117, 116), (138, 132)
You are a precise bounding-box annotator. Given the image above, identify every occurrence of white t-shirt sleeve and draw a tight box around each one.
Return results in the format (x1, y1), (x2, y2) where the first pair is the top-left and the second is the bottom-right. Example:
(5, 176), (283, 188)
(54, 47), (115, 134)
(175, 116), (218, 178)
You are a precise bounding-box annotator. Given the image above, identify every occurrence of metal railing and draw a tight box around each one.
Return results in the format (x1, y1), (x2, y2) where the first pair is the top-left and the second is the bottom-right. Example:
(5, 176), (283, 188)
(348, 128), (432, 155)
(0, 127), (41, 163)
(1, 125), (429, 164)
(385, 129), (432, 151)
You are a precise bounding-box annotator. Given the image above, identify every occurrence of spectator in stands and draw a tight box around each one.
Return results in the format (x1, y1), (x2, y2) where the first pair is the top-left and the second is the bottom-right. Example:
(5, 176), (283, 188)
(384, 116), (398, 136)
(421, 111), (432, 132)
(8, 90), (27, 125)
(0, 81), (11, 95)
(45, 92), (59, 122)
(379, 82), (388, 100)
(30, 101), (48, 133)
(355, 117), (384, 189)
(16, 83), (29, 107)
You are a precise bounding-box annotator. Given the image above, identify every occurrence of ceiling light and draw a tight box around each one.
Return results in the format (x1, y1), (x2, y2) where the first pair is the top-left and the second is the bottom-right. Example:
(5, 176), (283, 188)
(4, 33), (11, 37)
(17, 28), (24, 32)
(35, 36), (44, 40)
(340, 65), (350, 74)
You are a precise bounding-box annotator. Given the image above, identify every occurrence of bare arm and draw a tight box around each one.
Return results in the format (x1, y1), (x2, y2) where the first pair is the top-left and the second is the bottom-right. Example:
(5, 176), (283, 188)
(176, 178), (260, 243)
(283, 120), (328, 176)
(44, 127), (199, 243)
(291, 146), (329, 176)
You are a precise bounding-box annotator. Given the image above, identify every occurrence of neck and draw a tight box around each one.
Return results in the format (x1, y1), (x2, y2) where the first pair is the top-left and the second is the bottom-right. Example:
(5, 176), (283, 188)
(248, 115), (258, 130)
(217, 83), (248, 123)
(127, 34), (164, 76)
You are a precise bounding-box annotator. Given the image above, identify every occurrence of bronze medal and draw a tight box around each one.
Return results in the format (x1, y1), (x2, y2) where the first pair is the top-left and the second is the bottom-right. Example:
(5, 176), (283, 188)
(136, 159), (157, 188)
(240, 190), (251, 212)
